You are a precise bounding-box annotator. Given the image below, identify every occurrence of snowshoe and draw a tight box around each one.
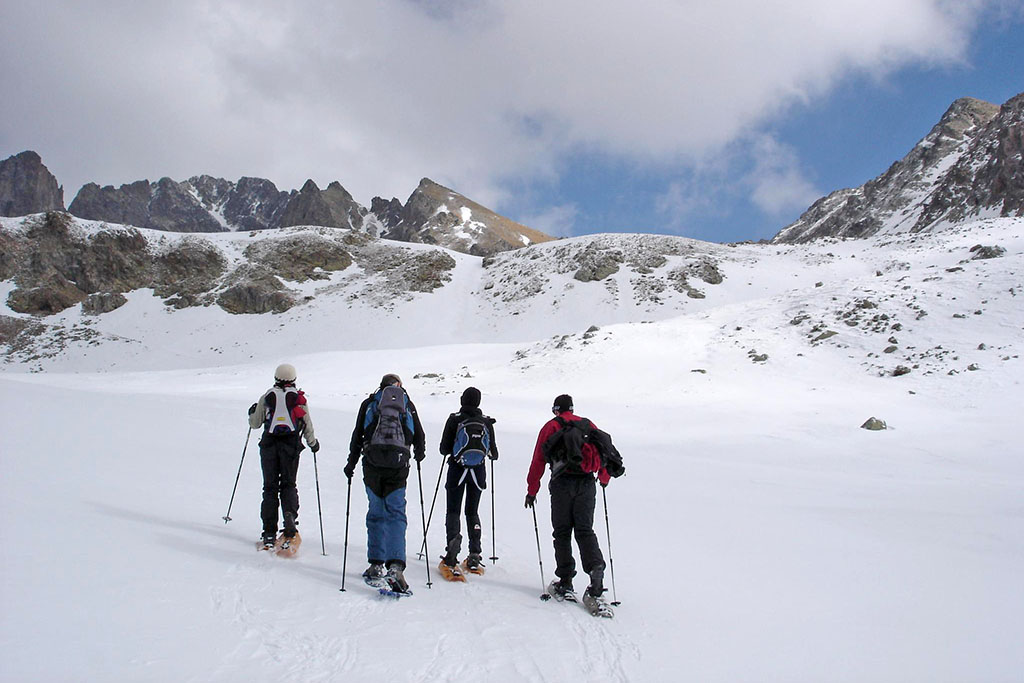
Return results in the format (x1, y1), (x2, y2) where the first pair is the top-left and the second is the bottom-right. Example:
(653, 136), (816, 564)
(438, 560), (467, 582)
(362, 562), (387, 589)
(258, 533), (277, 551)
(461, 553), (485, 576)
(547, 580), (577, 603)
(582, 587), (614, 618)
(275, 531), (301, 558)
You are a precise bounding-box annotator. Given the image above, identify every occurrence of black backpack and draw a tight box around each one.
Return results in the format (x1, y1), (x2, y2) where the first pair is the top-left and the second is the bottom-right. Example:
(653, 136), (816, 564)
(542, 416), (625, 479)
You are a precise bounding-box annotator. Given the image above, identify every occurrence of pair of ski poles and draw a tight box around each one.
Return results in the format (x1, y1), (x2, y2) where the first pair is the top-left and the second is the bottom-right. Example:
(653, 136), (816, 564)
(416, 457), (499, 564)
(222, 427), (327, 556)
(531, 485), (620, 606)
(339, 458), (436, 591)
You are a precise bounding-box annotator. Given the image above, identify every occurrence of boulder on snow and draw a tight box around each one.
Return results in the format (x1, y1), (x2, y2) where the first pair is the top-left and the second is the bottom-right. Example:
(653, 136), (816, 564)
(81, 292), (127, 315)
(861, 417), (887, 431)
(968, 244), (1006, 260)
(216, 265), (296, 314)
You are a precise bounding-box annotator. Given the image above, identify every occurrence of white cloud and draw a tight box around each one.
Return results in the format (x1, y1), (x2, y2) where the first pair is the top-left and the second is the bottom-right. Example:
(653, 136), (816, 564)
(518, 203), (580, 238)
(0, 0), (988, 212)
(746, 136), (822, 216)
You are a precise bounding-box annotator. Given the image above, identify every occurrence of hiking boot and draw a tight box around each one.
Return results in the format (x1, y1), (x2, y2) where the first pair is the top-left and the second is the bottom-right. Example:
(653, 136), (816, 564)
(386, 563), (409, 593)
(260, 533), (276, 549)
(547, 579), (577, 602)
(583, 586), (614, 618)
(465, 553), (483, 571)
(442, 534), (462, 567)
(283, 512), (297, 538)
(588, 568), (605, 596)
(362, 562), (385, 581)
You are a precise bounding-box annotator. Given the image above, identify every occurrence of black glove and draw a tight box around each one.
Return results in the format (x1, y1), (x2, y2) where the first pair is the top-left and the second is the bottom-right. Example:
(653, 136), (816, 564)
(600, 481), (608, 488)
(343, 462), (355, 480)
(524, 494), (536, 508)
(414, 450), (425, 463)
(488, 452), (498, 461)
(310, 440), (320, 454)
(248, 403), (257, 416)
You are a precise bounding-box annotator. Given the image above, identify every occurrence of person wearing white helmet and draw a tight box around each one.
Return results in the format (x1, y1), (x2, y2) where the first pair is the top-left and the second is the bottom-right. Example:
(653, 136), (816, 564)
(248, 363), (320, 550)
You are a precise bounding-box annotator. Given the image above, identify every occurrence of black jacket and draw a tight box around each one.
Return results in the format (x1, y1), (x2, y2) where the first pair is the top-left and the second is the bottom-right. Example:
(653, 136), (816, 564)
(439, 406), (498, 462)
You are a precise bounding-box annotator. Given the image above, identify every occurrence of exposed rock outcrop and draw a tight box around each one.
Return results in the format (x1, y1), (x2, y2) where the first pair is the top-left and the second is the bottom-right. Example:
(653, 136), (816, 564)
(0, 151), (65, 217)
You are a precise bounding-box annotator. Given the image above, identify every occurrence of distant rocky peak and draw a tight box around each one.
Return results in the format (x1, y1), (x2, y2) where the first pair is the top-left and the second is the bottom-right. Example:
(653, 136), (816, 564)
(384, 177), (555, 257)
(0, 150), (65, 217)
(772, 92), (1017, 244)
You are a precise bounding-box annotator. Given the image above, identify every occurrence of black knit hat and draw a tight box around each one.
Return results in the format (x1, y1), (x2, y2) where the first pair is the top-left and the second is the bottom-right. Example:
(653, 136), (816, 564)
(461, 387), (481, 408)
(552, 394), (573, 413)
(380, 373), (402, 388)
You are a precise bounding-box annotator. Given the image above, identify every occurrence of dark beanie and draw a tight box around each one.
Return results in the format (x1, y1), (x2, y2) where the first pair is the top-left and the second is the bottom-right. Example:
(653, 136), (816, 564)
(380, 373), (402, 388)
(461, 386), (481, 408)
(552, 394), (573, 413)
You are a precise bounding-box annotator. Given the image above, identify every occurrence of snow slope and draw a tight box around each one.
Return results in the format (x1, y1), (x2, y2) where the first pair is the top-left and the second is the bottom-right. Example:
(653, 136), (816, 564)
(1, 218), (1022, 681)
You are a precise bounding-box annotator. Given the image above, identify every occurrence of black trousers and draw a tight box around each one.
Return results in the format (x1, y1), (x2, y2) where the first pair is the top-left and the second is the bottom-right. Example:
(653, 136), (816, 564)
(260, 434), (301, 536)
(445, 462), (486, 555)
(549, 474), (605, 584)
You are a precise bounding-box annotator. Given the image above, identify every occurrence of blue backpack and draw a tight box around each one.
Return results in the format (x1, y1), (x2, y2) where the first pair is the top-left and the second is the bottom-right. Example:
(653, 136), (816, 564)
(452, 415), (492, 467)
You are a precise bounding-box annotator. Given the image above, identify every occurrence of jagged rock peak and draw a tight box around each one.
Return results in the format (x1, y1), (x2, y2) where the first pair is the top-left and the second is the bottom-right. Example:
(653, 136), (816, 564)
(772, 93), (1014, 244)
(0, 151), (65, 217)
(382, 177), (555, 257)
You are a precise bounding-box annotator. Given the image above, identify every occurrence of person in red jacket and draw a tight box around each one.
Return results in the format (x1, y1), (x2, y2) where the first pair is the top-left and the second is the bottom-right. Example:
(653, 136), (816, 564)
(525, 394), (610, 603)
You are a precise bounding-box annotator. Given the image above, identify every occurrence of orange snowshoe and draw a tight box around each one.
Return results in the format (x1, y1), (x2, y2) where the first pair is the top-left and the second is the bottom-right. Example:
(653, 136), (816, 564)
(275, 531), (301, 558)
(438, 560), (467, 582)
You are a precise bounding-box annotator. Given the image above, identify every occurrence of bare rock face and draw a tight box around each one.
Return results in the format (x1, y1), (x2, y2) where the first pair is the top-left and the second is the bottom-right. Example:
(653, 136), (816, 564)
(773, 95), (1009, 243)
(7, 277), (87, 315)
(216, 265), (296, 314)
(573, 244), (624, 282)
(82, 292), (128, 315)
(381, 178), (555, 257)
(153, 238), (228, 307)
(278, 180), (366, 230)
(914, 93), (1024, 227)
(70, 178), (225, 233)
(244, 233), (353, 282)
(0, 151), (65, 217)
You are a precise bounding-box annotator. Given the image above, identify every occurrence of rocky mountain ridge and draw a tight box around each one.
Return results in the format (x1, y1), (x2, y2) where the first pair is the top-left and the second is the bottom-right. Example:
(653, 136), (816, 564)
(0, 153), (553, 257)
(773, 92), (1023, 243)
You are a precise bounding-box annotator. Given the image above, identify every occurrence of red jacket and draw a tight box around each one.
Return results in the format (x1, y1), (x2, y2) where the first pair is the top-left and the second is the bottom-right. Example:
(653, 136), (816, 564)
(527, 411), (611, 497)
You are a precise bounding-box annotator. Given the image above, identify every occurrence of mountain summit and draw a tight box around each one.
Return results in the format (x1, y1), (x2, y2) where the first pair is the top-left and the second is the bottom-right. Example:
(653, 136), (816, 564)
(369, 178), (555, 256)
(773, 93), (1022, 243)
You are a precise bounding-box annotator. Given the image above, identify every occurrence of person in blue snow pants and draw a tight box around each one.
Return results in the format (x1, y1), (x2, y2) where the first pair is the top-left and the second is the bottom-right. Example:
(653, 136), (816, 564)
(345, 374), (426, 591)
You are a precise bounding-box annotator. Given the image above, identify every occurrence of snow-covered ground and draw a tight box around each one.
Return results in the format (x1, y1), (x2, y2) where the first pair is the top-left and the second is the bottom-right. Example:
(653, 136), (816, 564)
(1, 218), (1022, 681)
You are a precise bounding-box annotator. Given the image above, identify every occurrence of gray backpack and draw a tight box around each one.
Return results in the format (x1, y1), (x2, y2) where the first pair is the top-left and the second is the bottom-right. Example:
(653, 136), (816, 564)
(363, 385), (413, 468)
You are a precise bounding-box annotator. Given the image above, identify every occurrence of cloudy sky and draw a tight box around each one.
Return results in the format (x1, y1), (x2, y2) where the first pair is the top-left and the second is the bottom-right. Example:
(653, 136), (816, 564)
(2, 1), (1021, 242)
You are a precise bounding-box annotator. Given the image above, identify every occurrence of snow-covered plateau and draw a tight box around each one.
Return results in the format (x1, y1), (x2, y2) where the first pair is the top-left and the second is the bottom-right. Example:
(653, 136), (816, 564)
(1, 215), (1022, 682)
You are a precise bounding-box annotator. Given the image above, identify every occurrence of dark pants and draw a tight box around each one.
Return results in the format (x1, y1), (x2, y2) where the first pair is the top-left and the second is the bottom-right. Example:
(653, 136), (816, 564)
(549, 474), (605, 585)
(445, 463), (486, 556)
(259, 434), (301, 537)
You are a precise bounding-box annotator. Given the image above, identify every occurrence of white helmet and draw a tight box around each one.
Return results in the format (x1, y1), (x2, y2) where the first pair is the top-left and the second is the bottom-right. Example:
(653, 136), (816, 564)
(274, 363), (297, 383)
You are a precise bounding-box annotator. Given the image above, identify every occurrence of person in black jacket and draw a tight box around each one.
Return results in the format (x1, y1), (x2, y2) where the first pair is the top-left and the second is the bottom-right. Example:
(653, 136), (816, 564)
(344, 373), (426, 592)
(438, 387), (498, 575)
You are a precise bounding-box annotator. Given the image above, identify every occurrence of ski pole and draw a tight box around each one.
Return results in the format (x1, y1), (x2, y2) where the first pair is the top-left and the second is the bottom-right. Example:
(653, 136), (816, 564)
(532, 504), (551, 601)
(601, 485), (620, 606)
(417, 456), (447, 560)
(340, 477), (352, 592)
(489, 457), (498, 564)
(416, 460), (432, 588)
(313, 449), (326, 556)
(222, 427), (252, 523)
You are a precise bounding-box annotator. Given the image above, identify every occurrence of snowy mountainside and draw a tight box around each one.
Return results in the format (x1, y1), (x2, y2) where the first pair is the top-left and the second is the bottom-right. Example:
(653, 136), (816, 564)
(1, 216), (1022, 681)
(2, 213), (1021, 380)
(773, 92), (1022, 243)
